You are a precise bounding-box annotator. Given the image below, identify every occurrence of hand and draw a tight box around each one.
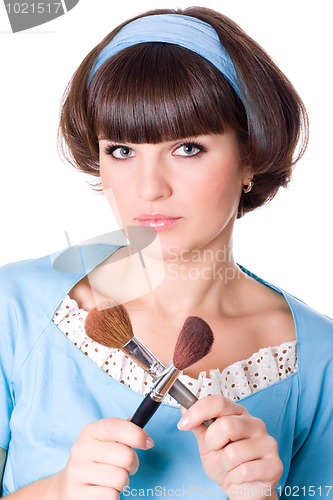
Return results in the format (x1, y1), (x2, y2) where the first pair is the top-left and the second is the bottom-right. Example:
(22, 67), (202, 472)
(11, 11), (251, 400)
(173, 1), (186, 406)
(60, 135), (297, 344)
(53, 418), (154, 500)
(177, 395), (282, 500)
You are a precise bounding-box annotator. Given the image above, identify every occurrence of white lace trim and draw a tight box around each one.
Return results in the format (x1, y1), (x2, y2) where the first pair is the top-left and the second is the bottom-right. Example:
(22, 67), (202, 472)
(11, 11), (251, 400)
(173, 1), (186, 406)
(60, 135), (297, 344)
(53, 295), (297, 407)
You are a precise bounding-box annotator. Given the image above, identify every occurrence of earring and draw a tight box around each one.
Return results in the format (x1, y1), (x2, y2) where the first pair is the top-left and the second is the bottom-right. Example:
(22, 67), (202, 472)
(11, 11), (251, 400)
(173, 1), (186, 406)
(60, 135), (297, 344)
(242, 179), (254, 193)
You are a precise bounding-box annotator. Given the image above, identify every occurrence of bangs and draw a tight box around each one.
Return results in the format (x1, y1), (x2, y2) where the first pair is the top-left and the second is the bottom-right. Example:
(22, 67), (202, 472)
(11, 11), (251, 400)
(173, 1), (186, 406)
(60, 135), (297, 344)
(87, 42), (247, 143)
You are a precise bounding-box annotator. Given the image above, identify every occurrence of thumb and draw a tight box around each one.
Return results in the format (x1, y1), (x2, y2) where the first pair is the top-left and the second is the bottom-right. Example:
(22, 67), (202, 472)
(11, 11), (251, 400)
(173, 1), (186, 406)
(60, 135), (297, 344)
(177, 408), (209, 456)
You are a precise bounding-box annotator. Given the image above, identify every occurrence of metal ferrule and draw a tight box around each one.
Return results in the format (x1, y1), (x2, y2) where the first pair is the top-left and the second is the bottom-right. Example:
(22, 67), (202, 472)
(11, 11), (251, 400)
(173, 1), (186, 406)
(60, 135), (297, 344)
(122, 337), (213, 426)
(122, 337), (164, 378)
(149, 362), (180, 403)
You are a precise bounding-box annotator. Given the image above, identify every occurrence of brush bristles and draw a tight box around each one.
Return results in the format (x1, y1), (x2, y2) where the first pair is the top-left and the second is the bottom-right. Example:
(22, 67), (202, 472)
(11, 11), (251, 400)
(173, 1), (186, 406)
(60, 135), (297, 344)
(173, 316), (214, 370)
(84, 300), (134, 349)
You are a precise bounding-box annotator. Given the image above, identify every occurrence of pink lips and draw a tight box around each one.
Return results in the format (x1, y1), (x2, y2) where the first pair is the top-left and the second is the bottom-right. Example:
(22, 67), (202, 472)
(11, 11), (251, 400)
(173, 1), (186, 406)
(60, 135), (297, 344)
(137, 213), (182, 231)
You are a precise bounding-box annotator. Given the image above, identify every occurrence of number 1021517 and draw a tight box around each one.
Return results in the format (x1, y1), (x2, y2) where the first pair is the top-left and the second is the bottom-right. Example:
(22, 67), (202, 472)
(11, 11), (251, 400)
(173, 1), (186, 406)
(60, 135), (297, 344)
(5, 3), (62, 15)
(277, 486), (332, 497)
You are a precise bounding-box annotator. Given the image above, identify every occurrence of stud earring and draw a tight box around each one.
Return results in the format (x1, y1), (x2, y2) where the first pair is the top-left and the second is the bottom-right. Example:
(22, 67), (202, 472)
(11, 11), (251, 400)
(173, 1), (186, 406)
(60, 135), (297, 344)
(242, 179), (254, 193)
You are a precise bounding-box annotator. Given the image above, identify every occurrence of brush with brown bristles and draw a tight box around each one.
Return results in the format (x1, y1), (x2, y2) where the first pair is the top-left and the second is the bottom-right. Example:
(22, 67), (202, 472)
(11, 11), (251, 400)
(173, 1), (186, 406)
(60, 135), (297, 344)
(130, 316), (214, 428)
(85, 301), (215, 426)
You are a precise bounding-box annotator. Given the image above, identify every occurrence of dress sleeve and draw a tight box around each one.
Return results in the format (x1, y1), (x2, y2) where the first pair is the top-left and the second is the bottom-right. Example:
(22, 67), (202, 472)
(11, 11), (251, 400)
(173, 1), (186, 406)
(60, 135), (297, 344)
(280, 412), (333, 497)
(280, 351), (333, 497)
(0, 296), (17, 451)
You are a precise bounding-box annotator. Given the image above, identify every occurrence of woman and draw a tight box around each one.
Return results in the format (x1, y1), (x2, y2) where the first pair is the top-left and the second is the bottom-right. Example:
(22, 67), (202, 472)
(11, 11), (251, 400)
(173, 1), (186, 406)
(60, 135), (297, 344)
(1, 6), (332, 500)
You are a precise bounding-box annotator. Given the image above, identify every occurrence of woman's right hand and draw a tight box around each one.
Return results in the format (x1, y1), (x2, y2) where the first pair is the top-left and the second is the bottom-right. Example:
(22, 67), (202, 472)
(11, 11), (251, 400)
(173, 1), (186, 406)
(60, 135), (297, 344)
(53, 418), (154, 500)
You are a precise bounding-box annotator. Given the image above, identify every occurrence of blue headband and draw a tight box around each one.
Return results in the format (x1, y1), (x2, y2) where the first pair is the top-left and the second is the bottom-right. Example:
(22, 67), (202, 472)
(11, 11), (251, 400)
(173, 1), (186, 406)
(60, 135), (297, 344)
(87, 13), (243, 102)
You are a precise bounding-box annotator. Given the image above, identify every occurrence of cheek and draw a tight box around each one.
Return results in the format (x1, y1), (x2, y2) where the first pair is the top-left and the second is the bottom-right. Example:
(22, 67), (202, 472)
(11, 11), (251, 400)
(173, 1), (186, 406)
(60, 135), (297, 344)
(99, 161), (130, 223)
(99, 160), (113, 190)
(191, 167), (241, 211)
(100, 161), (129, 203)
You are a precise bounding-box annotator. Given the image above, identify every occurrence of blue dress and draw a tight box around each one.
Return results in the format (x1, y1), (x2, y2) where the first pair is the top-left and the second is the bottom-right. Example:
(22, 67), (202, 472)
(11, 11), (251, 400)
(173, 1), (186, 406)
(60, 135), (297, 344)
(1, 244), (333, 498)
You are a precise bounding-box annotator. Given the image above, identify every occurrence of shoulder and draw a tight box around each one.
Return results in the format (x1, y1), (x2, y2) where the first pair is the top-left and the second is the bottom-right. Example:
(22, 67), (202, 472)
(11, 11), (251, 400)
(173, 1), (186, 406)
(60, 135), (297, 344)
(262, 284), (333, 449)
(0, 253), (73, 319)
(0, 255), (51, 297)
(281, 292), (333, 391)
(0, 255), (64, 354)
(0, 243), (123, 309)
(240, 265), (333, 353)
(284, 290), (333, 349)
(285, 294), (333, 463)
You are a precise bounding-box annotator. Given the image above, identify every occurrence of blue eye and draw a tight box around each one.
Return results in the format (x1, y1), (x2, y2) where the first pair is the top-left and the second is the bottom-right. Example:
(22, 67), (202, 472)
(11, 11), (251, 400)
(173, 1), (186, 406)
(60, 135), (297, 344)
(104, 145), (135, 159)
(173, 142), (207, 157)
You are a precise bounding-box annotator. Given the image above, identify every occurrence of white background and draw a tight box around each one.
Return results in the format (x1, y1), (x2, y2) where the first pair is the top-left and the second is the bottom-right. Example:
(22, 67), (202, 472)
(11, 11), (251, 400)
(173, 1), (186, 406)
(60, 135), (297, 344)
(0, 0), (332, 317)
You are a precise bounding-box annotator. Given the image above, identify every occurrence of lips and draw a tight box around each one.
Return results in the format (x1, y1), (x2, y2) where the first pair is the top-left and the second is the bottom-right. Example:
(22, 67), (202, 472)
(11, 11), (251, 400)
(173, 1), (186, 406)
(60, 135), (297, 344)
(136, 213), (182, 231)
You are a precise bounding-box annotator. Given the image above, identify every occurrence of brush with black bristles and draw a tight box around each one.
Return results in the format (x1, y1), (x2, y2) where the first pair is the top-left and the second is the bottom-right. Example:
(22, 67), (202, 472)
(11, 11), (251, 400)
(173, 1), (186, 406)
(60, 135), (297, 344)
(85, 301), (215, 426)
(130, 316), (214, 428)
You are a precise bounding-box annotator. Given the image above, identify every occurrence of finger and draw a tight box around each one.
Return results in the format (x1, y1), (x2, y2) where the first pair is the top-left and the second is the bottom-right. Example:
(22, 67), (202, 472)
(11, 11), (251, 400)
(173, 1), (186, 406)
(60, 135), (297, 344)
(205, 414), (267, 451)
(82, 418), (154, 450)
(89, 441), (139, 476)
(228, 456), (283, 486)
(83, 462), (129, 491)
(220, 435), (279, 472)
(177, 395), (246, 431)
(177, 405), (212, 456)
(86, 485), (120, 500)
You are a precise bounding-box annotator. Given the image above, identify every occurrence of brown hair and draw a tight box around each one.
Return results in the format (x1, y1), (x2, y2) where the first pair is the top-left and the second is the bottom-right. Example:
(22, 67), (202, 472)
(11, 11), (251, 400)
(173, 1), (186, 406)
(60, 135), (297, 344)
(58, 6), (308, 218)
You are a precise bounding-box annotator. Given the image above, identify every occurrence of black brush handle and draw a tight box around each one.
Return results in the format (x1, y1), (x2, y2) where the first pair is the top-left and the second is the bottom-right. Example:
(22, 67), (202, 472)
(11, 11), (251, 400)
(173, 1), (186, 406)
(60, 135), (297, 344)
(130, 395), (161, 428)
(131, 386), (215, 428)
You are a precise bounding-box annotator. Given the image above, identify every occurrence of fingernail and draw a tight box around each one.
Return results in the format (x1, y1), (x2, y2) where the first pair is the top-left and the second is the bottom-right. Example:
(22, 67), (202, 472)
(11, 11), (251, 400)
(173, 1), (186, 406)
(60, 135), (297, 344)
(177, 416), (189, 430)
(146, 437), (154, 449)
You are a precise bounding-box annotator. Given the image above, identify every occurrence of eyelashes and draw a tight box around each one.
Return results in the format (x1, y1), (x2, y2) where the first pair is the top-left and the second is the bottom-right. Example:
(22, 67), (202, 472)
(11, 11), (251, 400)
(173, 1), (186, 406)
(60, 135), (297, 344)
(103, 145), (134, 159)
(103, 145), (119, 155)
(102, 141), (208, 160)
(175, 142), (208, 156)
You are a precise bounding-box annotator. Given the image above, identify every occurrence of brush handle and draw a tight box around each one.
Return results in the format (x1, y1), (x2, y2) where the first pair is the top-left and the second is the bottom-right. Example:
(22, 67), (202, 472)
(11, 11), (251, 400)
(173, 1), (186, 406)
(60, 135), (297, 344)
(130, 395), (161, 428)
(131, 363), (178, 428)
(131, 364), (216, 429)
(124, 340), (214, 426)
(171, 379), (198, 406)
(131, 380), (215, 428)
(170, 380), (215, 427)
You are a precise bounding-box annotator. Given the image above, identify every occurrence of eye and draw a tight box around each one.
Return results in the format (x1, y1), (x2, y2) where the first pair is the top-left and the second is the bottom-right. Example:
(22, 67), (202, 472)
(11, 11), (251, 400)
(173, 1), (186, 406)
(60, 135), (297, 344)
(103, 145), (135, 159)
(173, 142), (207, 157)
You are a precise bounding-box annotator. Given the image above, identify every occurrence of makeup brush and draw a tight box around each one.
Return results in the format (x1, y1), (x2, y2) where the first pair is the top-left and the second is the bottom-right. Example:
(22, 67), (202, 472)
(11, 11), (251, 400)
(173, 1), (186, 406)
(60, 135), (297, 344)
(85, 301), (215, 426)
(130, 316), (214, 428)
(85, 300), (165, 378)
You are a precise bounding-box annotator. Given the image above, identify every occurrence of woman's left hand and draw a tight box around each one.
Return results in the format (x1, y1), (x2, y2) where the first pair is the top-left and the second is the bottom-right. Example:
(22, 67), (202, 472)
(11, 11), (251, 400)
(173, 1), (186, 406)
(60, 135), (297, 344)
(177, 395), (283, 500)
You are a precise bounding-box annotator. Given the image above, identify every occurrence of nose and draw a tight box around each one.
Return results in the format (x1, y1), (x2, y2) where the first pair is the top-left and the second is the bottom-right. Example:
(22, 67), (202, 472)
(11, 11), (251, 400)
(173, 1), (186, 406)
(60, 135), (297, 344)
(136, 157), (172, 201)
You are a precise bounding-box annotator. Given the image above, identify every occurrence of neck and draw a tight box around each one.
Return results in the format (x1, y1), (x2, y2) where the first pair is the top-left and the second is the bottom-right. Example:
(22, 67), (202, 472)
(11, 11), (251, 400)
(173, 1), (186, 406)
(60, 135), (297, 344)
(87, 224), (248, 319)
(136, 236), (244, 319)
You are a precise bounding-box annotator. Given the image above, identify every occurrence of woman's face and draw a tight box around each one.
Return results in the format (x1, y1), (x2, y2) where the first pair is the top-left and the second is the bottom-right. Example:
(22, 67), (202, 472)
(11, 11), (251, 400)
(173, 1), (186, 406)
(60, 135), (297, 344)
(99, 132), (251, 259)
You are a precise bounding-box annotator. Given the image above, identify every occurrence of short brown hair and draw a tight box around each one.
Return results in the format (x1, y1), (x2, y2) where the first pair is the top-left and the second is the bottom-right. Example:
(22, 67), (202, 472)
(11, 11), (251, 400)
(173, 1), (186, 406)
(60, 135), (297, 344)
(58, 6), (308, 218)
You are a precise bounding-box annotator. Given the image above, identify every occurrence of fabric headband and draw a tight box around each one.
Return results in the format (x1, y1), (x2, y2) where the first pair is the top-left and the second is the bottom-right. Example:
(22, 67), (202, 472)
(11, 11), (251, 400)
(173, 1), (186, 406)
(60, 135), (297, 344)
(87, 13), (243, 102)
